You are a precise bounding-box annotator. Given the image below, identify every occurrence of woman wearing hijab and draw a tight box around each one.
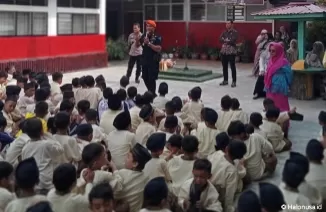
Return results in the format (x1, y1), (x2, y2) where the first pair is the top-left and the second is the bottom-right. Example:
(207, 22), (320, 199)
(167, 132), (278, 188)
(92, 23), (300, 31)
(253, 33), (274, 100)
(252, 29), (268, 76)
(264, 42), (293, 115)
(286, 39), (299, 65)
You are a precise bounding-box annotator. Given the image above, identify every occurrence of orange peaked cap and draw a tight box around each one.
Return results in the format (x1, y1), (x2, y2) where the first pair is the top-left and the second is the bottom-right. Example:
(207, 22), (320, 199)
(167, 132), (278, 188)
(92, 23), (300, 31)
(146, 20), (156, 28)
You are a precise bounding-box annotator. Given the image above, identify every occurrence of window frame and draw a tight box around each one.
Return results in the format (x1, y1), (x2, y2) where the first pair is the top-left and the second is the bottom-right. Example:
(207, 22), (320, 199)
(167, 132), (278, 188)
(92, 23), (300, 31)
(0, 0), (48, 6)
(57, 0), (99, 9)
(144, 0), (184, 22)
(0, 11), (48, 37)
(57, 13), (99, 36)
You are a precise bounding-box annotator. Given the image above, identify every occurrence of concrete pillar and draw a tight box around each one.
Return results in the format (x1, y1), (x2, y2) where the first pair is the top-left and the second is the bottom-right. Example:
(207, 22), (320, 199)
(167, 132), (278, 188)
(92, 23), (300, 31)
(99, 0), (106, 35)
(48, 0), (57, 36)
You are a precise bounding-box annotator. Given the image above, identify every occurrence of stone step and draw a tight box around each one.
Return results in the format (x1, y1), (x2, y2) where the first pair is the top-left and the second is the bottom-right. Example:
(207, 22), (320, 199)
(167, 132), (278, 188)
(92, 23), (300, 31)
(158, 68), (214, 78)
(158, 72), (223, 82)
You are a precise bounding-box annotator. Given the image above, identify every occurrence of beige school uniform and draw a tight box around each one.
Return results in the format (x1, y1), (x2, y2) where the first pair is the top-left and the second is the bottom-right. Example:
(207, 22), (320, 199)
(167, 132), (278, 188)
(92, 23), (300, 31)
(305, 162), (326, 203)
(216, 110), (234, 132)
(17, 96), (34, 116)
(91, 124), (108, 143)
(181, 101), (204, 124)
(279, 182), (313, 212)
(254, 128), (267, 139)
(107, 130), (137, 170)
(5, 133), (30, 166)
(135, 122), (156, 146)
(231, 110), (249, 124)
(22, 139), (64, 191)
(153, 96), (169, 110)
(243, 133), (274, 181)
(46, 99), (55, 115)
(47, 184), (92, 212)
(158, 116), (184, 132)
(129, 106), (142, 131)
(140, 209), (171, 212)
(143, 158), (172, 182)
(0, 84), (6, 100)
(298, 180), (323, 206)
(53, 134), (81, 163)
(99, 109), (124, 134)
(191, 126), (219, 158)
(167, 155), (195, 195)
(261, 120), (286, 152)
(5, 195), (48, 212)
(50, 81), (62, 106)
(178, 178), (223, 212)
(208, 151), (238, 212)
(2, 111), (15, 134)
(54, 101), (78, 116)
(114, 169), (149, 212)
(76, 138), (90, 155)
(76, 87), (102, 110)
(261, 111), (289, 126)
(0, 188), (15, 212)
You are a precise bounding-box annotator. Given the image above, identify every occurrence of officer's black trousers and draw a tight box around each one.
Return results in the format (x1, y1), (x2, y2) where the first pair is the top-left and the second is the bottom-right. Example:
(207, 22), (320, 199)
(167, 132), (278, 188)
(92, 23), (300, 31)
(142, 63), (158, 95)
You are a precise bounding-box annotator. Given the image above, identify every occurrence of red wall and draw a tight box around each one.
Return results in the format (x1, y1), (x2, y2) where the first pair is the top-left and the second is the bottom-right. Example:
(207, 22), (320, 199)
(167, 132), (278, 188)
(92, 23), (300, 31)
(0, 35), (106, 61)
(156, 21), (272, 57)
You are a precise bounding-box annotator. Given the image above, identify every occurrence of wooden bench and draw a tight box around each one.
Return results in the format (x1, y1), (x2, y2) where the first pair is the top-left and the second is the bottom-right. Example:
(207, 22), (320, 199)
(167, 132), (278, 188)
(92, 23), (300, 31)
(291, 68), (326, 100)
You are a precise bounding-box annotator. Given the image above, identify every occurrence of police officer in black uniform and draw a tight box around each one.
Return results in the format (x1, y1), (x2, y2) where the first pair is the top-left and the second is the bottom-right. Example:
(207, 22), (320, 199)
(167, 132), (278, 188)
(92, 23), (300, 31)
(139, 20), (162, 96)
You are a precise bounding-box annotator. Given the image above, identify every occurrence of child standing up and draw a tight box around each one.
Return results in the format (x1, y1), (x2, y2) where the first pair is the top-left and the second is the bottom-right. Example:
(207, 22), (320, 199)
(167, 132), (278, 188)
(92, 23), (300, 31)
(113, 143), (151, 212)
(5, 158), (48, 212)
(143, 133), (172, 182)
(181, 87), (204, 124)
(141, 177), (171, 212)
(21, 118), (64, 195)
(216, 95), (234, 132)
(85, 109), (108, 144)
(47, 163), (94, 212)
(230, 98), (249, 124)
(17, 82), (36, 115)
(153, 82), (169, 110)
(191, 108), (219, 158)
(249, 112), (267, 139)
(261, 107), (292, 152)
(88, 182), (115, 212)
(0, 161), (15, 211)
(168, 135), (198, 195)
(158, 101), (184, 132)
(178, 159), (222, 212)
(50, 72), (63, 106)
(136, 104), (156, 146)
(53, 112), (81, 163)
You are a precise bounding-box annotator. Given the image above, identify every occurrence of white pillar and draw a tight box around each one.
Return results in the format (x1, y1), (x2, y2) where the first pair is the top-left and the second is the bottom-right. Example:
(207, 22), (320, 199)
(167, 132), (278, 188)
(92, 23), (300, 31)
(48, 0), (57, 36)
(99, 0), (106, 35)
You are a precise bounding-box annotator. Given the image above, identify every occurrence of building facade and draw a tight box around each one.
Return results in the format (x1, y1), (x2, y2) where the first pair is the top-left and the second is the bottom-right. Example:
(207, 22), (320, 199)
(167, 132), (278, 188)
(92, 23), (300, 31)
(0, 0), (107, 72)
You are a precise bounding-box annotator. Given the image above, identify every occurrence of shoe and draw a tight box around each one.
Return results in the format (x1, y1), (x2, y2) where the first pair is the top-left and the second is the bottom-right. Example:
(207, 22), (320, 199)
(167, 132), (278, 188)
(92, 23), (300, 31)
(220, 81), (228, 86)
(289, 112), (304, 121)
(231, 82), (236, 88)
(253, 94), (259, 100)
(135, 78), (140, 84)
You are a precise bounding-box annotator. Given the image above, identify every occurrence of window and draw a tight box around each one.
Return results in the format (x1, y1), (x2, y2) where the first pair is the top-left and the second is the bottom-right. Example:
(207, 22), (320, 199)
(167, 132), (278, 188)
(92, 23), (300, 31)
(207, 4), (225, 21)
(0, 11), (47, 36)
(57, 13), (99, 35)
(191, 4), (205, 21)
(172, 4), (183, 20)
(144, 5), (156, 20)
(227, 5), (245, 21)
(0, 0), (47, 5)
(157, 5), (170, 20)
(57, 0), (98, 8)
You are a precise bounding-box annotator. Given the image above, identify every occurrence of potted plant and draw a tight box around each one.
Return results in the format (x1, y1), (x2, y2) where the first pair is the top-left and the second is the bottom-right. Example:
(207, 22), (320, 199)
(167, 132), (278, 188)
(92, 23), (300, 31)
(199, 38), (210, 60)
(208, 48), (219, 61)
(107, 36), (128, 60)
(190, 46), (199, 59)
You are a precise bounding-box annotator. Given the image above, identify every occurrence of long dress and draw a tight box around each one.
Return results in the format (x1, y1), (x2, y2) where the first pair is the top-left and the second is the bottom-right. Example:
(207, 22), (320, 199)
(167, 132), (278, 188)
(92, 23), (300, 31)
(252, 35), (266, 76)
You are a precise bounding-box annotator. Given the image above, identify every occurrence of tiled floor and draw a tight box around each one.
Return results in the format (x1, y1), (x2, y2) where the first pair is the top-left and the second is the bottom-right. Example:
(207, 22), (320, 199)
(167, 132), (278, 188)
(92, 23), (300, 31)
(62, 60), (325, 185)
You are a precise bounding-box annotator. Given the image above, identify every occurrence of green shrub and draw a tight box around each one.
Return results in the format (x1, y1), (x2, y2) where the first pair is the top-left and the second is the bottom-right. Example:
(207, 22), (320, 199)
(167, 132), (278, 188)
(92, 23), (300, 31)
(107, 36), (128, 60)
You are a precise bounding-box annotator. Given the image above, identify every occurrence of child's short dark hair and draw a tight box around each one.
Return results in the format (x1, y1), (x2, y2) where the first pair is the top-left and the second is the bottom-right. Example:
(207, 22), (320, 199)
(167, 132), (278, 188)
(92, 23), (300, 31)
(221, 95), (232, 110)
(84, 75), (95, 87)
(86, 109), (98, 122)
(53, 163), (77, 194)
(79, 76), (86, 87)
(24, 82), (35, 91)
(164, 115), (178, 129)
(167, 134), (182, 149)
(193, 158), (212, 174)
(72, 78), (80, 87)
(89, 182), (114, 204)
(182, 135), (199, 153)
(59, 100), (74, 112)
(127, 86), (137, 99)
(282, 159), (305, 189)
(0, 116), (7, 129)
(144, 177), (168, 207)
(54, 112), (70, 130)
(250, 112), (263, 128)
(228, 140), (247, 160)
(227, 121), (246, 137)
(265, 107), (280, 119)
(25, 118), (43, 139)
(135, 94), (144, 106)
(95, 75), (105, 84)
(190, 87), (202, 101)
(245, 124), (255, 134)
(77, 100), (91, 114)
(158, 82), (168, 96)
(17, 76), (28, 84)
(263, 98), (274, 108)
(35, 89), (48, 102)
(120, 76), (129, 88)
(306, 139), (324, 162)
(215, 132), (230, 151)
(165, 101), (176, 114)
(107, 94), (122, 110)
(116, 89), (127, 101)
(52, 72), (63, 82)
(97, 81), (107, 90)
(34, 101), (48, 118)
(204, 108), (218, 125)
(0, 71), (8, 79)
(22, 69), (32, 76)
(171, 96), (183, 112)
(231, 98), (240, 110)
(0, 100), (3, 111)
(5, 95), (18, 103)
(103, 87), (113, 99)
(82, 143), (105, 167)
(0, 161), (13, 180)
(15, 157), (39, 190)
(47, 117), (56, 134)
(143, 91), (155, 104)
(318, 111), (326, 124)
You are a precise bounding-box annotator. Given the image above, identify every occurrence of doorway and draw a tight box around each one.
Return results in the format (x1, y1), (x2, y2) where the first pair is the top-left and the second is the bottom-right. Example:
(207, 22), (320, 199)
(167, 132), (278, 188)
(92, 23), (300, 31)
(106, 10), (119, 40)
(124, 12), (143, 38)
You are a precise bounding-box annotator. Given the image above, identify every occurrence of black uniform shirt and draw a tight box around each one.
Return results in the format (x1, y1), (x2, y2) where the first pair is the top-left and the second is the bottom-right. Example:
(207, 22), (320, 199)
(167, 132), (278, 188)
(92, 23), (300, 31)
(140, 33), (162, 65)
